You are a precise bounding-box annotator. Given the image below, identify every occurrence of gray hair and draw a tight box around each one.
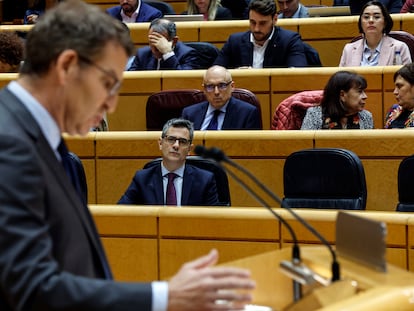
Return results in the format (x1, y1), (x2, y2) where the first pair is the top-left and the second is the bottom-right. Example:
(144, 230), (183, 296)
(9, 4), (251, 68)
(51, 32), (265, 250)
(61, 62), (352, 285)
(149, 18), (177, 40)
(162, 118), (194, 141)
(20, 0), (134, 76)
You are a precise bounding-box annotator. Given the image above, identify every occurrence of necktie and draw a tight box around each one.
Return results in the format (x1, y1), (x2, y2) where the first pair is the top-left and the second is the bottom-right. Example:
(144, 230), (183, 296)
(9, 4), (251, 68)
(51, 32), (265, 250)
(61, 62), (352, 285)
(58, 139), (113, 279)
(207, 110), (221, 130)
(166, 173), (177, 205)
(58, 140), (85, 204)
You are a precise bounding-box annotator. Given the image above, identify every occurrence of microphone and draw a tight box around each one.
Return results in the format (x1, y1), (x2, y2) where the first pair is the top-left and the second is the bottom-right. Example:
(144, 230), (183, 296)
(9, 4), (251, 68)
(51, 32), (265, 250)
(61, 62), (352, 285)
(194, 146), (307, 301)
(194, 146), (340, 284)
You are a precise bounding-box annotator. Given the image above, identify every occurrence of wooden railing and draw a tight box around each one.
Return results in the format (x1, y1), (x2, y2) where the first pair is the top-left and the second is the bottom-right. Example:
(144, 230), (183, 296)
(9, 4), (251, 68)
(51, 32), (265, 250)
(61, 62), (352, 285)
(91, 205), (414, 283)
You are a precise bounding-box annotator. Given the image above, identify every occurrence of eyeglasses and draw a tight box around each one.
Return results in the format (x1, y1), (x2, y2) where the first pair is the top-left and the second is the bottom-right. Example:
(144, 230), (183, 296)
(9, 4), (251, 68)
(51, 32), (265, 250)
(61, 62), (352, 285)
(163, 135), (191, 146)
(203, 81), (232, 92)
(78, 54), (121, 97)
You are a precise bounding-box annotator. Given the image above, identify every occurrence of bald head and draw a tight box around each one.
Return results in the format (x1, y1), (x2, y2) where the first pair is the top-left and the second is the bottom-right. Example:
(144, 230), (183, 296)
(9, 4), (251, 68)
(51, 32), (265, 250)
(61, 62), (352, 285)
(203, 65), (234, 109)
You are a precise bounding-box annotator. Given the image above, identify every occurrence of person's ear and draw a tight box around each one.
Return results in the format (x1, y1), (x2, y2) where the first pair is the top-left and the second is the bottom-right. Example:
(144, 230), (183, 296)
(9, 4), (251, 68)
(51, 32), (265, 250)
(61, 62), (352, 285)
(55, 49), (78, 85)
(158, 137), (163, 150)
(172, 36), (179, 48)
(188, 143), (193, 155)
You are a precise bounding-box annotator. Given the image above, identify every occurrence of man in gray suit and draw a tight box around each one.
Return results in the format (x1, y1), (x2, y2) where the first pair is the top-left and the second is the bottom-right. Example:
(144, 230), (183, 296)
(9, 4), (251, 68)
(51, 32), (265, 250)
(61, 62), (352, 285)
(0, 1), (255, 310)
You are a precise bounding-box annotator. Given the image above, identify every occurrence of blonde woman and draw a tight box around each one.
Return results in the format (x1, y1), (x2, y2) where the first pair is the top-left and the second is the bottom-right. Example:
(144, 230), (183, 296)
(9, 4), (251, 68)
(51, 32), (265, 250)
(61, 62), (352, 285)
(183, 0), (232, 20)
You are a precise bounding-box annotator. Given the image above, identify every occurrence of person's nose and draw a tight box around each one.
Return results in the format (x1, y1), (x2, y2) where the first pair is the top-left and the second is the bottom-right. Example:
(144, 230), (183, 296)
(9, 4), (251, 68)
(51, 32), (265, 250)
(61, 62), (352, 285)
(361, 91), (368, 100)
(213, 85), (220, 94)
(393, 87), (399, 96)
(172, 139), (180, 148)
(280, 2), (288, 10)
(105, 95), (118, 114)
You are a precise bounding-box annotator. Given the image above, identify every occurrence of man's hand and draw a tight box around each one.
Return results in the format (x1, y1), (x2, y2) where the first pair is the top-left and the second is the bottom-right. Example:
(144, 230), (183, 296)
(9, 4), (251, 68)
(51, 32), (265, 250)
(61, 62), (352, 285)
(148, 32), (173, 55)
(167, 249), (256, 311)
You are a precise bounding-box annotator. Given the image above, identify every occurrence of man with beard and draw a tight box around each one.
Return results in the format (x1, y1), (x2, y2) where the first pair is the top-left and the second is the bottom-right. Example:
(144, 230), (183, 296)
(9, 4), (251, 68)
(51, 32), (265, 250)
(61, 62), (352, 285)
(213, 0), (308, 68)
(106, 0), (162, 23)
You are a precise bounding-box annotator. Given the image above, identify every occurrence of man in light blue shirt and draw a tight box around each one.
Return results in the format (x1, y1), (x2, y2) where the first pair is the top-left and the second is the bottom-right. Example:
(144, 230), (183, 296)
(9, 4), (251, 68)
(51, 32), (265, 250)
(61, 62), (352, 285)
(277, 0), (309, 18)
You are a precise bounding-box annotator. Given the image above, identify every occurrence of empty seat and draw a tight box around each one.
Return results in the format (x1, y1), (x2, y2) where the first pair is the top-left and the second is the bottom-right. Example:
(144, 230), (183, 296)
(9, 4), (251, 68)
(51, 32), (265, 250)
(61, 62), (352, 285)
(396, 155), (414, 212)
(185, 42), (219, 69)
(282, 148), (367, 210)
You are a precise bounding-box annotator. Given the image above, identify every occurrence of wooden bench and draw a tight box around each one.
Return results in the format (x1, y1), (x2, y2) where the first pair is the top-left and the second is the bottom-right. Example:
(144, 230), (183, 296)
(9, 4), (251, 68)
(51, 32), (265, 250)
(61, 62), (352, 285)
(66, 129), (414, 213)
(90, 205), (414, 285)
(0, 65), (401, 131)
(3, 14), (413, 67)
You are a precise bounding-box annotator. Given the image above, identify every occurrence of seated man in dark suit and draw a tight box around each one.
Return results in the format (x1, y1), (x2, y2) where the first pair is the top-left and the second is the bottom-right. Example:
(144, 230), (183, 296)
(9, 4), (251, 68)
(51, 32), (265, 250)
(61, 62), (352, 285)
(128, 18), (199, 70)
(106, 0), (162, 23)
(182, 65), (262, 130)
(213, 0), (308, 68)
(118, 118), (219, 205)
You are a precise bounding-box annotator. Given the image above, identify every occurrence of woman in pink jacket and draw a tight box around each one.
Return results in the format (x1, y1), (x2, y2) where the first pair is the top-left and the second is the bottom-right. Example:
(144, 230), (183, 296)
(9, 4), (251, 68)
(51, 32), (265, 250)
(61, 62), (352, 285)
(339, 1), (411, 67)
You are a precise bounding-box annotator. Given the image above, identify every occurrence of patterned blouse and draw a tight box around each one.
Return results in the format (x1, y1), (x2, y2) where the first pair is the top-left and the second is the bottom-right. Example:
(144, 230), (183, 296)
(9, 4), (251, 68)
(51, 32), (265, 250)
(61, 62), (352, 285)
(384, 104), (414, 128)
(301, 106), (374, 130)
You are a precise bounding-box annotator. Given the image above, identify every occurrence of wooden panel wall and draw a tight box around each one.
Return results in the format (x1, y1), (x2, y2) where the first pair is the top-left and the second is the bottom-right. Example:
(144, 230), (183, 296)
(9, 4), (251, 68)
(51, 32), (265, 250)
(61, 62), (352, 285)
(66, 130), (414, 213)
(90, 205), (414, 285)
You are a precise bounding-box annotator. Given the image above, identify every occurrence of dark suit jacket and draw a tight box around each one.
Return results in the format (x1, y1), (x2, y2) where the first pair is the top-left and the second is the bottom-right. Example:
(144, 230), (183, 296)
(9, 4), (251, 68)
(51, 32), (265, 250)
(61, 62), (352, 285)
(213, 26), (308, 68)
(106, 3), (162, 22)
(181, 97), (262, 130)
(118, 163), (219, 205)
(128, 41), (199, 70)
(0, 87), (152, 310)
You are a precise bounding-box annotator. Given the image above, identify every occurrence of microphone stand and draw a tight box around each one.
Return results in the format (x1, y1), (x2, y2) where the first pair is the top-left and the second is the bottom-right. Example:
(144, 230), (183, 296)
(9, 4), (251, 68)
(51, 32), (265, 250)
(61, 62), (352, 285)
(195, 146), (340, 285)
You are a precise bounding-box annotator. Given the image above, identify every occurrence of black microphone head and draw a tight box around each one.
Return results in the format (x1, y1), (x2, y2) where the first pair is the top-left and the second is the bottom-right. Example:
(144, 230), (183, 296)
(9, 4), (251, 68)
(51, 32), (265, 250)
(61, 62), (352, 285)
(205, 147), (227, 162)
(194, 145), (207, 157)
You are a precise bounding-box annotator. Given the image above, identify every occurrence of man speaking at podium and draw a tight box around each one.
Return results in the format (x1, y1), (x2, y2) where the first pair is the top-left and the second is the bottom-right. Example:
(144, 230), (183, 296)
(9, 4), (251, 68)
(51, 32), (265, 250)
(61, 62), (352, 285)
(0, 1), (255, 310)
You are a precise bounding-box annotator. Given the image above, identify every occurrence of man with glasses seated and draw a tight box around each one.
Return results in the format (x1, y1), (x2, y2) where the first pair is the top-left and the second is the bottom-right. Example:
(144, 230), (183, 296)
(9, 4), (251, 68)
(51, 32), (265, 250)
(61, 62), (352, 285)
(118, 118), (220, 206)
(182, 65), (262, 130)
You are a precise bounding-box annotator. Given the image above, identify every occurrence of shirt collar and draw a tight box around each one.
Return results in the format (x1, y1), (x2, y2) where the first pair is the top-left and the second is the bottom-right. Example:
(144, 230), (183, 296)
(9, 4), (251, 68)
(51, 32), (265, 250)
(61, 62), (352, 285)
(7, 81), (61, 153)
(250, 27), (275, 47)
(161, 162), (185, 178)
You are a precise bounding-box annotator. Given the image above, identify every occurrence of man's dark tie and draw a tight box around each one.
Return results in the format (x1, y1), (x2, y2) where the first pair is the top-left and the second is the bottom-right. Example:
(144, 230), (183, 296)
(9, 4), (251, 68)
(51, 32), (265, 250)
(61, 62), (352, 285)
(57, 139), (112, 279)
(207, 110), (222, 130)
(166, 172), (177, 205)
(57, 140), (85, 204)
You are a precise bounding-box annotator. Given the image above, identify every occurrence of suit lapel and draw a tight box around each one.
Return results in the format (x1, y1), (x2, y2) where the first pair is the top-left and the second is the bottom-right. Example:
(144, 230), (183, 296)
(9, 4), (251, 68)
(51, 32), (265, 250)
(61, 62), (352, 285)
(194, 102), (209, 129)
(221, 97), (235, 129)
(241, 33), (254, 66)
(152, 164), (164, 204)
(181, 165), (193, 205)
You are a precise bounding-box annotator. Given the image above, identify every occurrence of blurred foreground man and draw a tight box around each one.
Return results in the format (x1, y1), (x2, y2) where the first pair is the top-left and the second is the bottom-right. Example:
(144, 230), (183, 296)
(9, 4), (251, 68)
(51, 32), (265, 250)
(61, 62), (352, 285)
(0, 0), (255, 310)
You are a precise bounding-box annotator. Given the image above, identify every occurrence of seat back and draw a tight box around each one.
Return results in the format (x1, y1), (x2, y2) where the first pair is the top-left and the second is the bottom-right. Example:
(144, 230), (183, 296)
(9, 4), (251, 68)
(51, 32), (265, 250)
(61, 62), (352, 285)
(271, 90), (323, 130)
(396, 155), (414, 212)
(185, 42), (219, 69)
(303, 42), (322, 66)
(351, 31), (414, 61)
(146, 88), (261, 130)
(143, 156), (231, 206)
(143, 0), (175, 15)
(282, 148), (367, 210)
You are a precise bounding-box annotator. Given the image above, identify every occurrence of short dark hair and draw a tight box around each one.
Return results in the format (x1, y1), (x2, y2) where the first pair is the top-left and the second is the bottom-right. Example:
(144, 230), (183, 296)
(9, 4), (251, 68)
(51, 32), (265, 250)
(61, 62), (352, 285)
(248, 0), (277, 17)
(0, 32), (24, 68)
(162, 118), (194, 141)
(149, 18), (177, 40)
(358, 1), (393, 34)
(394, 63), (414, 85)
(321, 71), (368, 118)
(20, 0), (134, 76)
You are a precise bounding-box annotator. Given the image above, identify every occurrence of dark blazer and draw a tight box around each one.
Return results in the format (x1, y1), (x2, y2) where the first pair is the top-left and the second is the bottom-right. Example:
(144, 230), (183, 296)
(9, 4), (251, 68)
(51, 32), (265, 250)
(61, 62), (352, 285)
(118, 163), (219, 205)
(128, 41), (199, 70)
(106, 2), (162, 22)
(181, 97), (262, 130)
(182, 6), (233, 20)
(0, 87), (152, 310)
(213, 26), (308, 68)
